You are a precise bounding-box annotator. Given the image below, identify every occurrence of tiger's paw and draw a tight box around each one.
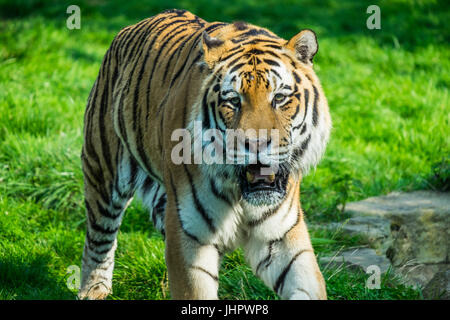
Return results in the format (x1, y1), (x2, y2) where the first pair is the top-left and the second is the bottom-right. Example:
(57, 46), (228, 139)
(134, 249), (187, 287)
(287, 288), (327, 300)
(288, 290), (311, 300)
(78, 282), (111, 300)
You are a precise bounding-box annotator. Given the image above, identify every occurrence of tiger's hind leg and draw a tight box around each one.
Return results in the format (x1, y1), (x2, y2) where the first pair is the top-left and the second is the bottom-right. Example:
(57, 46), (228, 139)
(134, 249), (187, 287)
(78, 146), (139, 300)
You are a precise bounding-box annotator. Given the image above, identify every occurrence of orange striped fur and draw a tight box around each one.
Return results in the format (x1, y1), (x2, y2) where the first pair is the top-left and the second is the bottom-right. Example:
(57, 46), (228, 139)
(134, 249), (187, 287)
(79, 9), (330, 300)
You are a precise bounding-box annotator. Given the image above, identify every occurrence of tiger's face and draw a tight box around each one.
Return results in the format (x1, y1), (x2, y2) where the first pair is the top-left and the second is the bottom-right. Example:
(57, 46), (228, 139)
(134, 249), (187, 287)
(199, 23), (331, 207)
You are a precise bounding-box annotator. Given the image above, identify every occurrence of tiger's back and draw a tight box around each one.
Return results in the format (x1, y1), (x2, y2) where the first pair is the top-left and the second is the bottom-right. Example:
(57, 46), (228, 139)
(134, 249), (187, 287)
(82, 9), (220, 234)
(83, 9), (213, 184)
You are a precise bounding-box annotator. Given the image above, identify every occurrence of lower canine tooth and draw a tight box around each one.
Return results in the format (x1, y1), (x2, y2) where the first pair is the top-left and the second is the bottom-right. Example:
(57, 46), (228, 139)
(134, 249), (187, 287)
(268, 173), (275, 182)
(246, 171), (254, 183)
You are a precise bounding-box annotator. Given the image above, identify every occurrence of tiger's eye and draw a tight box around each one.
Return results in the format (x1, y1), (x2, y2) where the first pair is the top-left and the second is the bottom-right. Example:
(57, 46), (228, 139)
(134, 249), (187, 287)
(229, 97), (240, 106)
(273, 93), (285, 103)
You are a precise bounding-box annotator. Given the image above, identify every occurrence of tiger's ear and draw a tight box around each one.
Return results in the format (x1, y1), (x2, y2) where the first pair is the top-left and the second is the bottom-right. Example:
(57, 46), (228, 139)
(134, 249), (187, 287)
(287, 29), (318, 65)
(201, 31), (226, 69)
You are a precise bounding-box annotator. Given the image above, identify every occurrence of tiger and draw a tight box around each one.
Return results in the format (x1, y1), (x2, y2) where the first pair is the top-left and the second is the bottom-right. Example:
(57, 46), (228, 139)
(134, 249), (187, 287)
(78, 9), (331, 300)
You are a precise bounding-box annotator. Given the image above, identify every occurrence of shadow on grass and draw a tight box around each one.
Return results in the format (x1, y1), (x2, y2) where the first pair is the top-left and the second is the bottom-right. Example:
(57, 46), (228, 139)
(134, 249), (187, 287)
(66, 46), (101, 64)
(0, 253), (75, 299)
(0, 0), (448, 50)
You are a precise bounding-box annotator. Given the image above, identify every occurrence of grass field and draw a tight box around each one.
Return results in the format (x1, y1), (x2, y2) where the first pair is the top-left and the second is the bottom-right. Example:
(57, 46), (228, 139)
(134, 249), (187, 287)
(0, 0), (448, 300)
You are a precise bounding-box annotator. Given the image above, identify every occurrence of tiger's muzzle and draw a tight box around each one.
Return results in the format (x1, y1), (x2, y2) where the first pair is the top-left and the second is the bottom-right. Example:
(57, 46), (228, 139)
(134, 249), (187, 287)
(238, 162), (289, 206)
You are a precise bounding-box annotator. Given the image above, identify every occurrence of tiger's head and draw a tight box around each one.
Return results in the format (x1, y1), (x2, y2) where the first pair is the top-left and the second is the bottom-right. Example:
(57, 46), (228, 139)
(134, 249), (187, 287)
(194, 21), (331, 207)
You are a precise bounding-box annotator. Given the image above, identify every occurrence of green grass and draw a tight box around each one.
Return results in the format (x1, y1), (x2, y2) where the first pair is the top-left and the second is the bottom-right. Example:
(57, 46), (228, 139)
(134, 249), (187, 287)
(0, 0), (448, 300)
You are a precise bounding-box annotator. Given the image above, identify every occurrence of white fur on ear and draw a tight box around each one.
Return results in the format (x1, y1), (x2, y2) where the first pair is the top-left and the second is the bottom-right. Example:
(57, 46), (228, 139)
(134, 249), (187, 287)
(287, 29), (318, 64)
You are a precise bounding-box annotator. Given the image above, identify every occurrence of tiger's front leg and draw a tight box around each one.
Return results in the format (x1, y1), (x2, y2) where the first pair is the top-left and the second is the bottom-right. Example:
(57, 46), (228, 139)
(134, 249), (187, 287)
(164, 197), (221, 299)
(243, 180), (327, 300)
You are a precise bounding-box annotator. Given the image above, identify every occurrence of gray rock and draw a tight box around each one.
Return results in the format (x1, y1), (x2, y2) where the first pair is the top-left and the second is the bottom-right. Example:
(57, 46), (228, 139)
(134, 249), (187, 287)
(395, 263), (447, 290)
(328, 215), (391, 252)
(326, 191), (449, 294)
(344, 191), (449, 266)
(422, 269), (450, 300)
(320, 247), (392, 274)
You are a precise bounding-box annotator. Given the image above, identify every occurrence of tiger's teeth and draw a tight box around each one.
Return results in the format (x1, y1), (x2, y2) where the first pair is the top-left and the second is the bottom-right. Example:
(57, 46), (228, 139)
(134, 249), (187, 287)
(246, 171), (254, 183)
(268, 173), (275, 183)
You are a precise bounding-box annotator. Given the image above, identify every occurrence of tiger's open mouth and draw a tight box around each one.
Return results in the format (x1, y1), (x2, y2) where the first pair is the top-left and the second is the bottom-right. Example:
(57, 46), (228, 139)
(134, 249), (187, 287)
(239, 163), (289, 205)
